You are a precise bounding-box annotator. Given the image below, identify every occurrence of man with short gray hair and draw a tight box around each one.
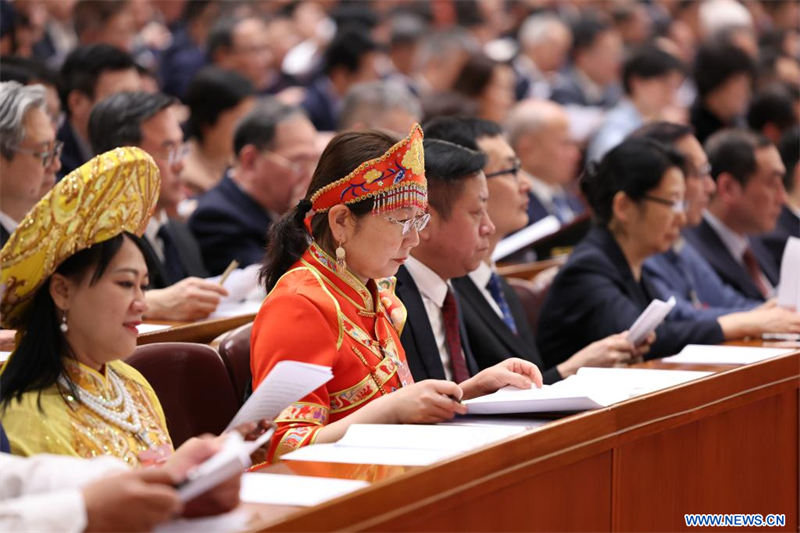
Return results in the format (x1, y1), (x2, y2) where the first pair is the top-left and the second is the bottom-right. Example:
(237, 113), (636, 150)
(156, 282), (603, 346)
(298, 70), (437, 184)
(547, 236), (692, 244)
(0, 81), (62, 247)
(189, 98), (319, 274)
(515, 13), (572, 100)
(338, 80), (421, 133)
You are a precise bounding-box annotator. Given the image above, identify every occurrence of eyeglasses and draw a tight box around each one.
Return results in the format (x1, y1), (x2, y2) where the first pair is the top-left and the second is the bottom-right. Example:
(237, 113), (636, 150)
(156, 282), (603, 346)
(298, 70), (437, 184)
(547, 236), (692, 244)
(261, 149), (317, 176)
(150, 143), (189, 166)
(485, 158), (522, 179)
(642, 195), (685, 213)
(11, 140), (63, 168)
(384, 212), (431, 235)
(687, 162), (712, 180)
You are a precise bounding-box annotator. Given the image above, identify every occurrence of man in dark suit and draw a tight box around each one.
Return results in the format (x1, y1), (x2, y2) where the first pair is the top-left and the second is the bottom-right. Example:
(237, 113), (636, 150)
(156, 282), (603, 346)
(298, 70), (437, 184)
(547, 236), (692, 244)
(57, 44), (141, 178)
(189, 100), (319, 275)
(684, 129), (785, 301)
(759, 127), (800, 267)
(89, 91), (227, 321)
(301, 27), (380, 131)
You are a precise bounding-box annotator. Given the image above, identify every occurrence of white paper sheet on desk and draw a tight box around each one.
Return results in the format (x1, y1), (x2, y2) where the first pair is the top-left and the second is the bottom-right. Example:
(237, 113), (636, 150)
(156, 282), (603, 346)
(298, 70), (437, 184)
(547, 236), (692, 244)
(626, 296), (676, 345)
(240, 473), (369, 506)
(136, 323), (172, 334)
(492, 215), (560, 261)
(155, 509), (253, 533)
(777, 236), (800, 311)
(574, 367), (712, 397)
(209, 299), (263, 319)
(226, 361), (333, 431)
(463, 382), (624, 415)
(282, 443), (457, 466)
(662, 344), (796, 365)
(206, 264), (264, 303)
(0, 351), (11, 363)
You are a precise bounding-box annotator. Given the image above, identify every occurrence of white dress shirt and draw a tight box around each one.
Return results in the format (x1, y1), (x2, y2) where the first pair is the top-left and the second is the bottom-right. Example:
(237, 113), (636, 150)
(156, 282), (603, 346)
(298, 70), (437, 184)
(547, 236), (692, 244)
(0, 210), (19, 236)
(0, 453), (127, 533)
(468, 261), (504, 319)
(144, 210), (170, 263)
(704, 211), (775, 296)
(404, 256), (454, 380)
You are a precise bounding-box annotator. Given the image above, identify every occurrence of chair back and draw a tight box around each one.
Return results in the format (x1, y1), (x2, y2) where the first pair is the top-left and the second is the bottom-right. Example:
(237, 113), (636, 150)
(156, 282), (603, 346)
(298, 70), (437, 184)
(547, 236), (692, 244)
(506, 266), (558, 337)
(217, 323), (253, 403)
(126, 342), (240, 447)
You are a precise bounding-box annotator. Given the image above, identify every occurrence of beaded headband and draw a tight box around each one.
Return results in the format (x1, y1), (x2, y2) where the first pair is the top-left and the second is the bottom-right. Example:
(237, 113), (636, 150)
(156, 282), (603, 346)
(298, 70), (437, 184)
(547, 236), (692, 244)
(309, 123), (427, 214)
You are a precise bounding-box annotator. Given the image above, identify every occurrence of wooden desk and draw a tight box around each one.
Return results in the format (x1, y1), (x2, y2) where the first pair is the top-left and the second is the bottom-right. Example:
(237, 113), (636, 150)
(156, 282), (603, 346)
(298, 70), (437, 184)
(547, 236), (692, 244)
(243, 351), (798, 532)
(137, 314), (255, 345)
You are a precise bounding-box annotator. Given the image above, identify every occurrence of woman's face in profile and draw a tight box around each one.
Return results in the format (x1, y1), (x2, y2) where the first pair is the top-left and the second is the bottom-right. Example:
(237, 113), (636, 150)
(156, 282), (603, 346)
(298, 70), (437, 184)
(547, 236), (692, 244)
(58, 236), (149, 368)
(623, 166), (687, 257)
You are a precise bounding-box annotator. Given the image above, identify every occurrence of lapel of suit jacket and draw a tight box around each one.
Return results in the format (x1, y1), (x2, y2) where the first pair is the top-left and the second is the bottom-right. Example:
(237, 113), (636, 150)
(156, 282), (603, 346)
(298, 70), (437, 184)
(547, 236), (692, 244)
(451, 286), (479, 376)
(139, 234), (169, 289)
(750, 237), (780, 286)
(394, 266), (447, 381)
(453, 276), (529, 359)
(221, 175), (273, 233)
(684, 220), (763, 299)
(165, 219), (209, 279)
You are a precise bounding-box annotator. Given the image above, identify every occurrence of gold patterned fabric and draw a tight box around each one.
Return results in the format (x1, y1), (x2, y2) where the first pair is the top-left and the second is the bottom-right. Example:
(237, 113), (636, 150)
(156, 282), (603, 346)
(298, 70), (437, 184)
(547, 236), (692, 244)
(0, 147), (160, 329)
(2, 359), (173, 467)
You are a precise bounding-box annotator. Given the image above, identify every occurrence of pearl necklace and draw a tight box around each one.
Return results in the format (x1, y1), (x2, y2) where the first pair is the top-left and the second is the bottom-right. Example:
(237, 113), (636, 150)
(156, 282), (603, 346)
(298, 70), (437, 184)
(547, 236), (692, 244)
(58, 368), (152, 446)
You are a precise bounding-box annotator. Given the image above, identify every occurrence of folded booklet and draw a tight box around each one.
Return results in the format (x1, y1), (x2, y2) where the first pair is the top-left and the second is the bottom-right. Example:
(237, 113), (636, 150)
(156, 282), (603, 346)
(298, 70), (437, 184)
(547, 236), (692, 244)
(627, 296), (676, 345)
(777, 236), (800, 312)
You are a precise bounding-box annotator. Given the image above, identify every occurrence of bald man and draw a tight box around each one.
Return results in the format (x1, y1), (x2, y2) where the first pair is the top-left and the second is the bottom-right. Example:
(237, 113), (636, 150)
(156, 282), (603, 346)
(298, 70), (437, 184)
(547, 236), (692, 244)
(506, 100), (585, 225)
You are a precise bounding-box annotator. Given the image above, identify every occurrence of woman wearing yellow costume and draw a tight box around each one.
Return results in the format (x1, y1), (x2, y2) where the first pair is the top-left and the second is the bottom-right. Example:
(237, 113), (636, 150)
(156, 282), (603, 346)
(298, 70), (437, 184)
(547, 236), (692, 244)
(252, 125), (542, 462)
(0, 148), (174, 466)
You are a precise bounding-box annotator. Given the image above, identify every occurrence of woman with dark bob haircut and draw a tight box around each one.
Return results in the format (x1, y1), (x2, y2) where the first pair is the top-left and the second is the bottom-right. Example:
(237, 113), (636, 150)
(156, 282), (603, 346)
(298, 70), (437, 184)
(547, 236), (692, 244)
(536, 138), (726, 369)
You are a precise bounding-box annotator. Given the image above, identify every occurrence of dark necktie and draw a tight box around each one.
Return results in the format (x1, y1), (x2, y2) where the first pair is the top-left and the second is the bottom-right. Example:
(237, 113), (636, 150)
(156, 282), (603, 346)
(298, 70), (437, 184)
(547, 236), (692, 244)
(441, 289), (470, 383)
(487, 273), (518, 335)
(742, 247), (770, 299)
(157, 224), (187, 286)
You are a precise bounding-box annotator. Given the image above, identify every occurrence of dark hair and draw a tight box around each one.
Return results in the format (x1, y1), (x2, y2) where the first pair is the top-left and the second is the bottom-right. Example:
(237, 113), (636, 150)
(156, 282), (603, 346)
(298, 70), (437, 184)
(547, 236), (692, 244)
(73, 0), (129, 39)
(88, 91), (176, 155)
(233, 98), (303, 156)
(0, 232), (148, 412)
(630, 121), (694, 145)
(424, 138), (486, 219)
(693, 40), (755, 99)
(423, 116), (503, 150)
(779, 127), (799, 191)
(569, 12), (613, 61)
(746, 85), (796, 134)
(389, 13), (426, 48)
(622, 45), (685, 95)
(581, 137), (685, 227)
(59, 44), (137, 116)
(323, 26), (378, 76)
(207, 16), (238, 59)
(705, 128), (773, 187)
(185, 67), (254, 142)
(452, 53), (499, 99)
(0, 56), (60, 87)
(260, 130), (397, 292)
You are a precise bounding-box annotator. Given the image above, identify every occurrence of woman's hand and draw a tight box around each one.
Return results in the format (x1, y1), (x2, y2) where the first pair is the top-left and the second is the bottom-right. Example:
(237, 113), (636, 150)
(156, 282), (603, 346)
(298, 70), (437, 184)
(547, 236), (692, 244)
(557, 332), (641, 378)
(460, 358), (543, 400)
(380, 380), (468, 424)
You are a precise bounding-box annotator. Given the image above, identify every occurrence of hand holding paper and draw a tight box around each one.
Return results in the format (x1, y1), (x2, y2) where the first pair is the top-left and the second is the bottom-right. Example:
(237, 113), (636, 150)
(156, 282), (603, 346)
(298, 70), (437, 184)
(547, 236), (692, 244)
(626, 296), (675, 346)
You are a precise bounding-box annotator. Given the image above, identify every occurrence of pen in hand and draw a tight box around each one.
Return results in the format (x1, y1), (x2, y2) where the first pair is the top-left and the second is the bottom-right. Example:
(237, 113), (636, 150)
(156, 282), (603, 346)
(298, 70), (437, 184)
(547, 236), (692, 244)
(218, 260), (239, 287)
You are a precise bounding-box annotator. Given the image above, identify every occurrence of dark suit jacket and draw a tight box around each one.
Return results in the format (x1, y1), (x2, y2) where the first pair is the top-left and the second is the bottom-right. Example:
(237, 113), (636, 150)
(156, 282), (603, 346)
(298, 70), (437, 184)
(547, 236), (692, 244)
(689, 101), (727, 146)
(526, 189), (586, 225)
(56, 120), (89, 179)
(758, 205), (800, 270)
(301, 76), (338, 132)
(536, 227), (724, 369)
(394, 266), (479, 382)
(550, 68), (620, 108)
(452, 275), (562, 384)
(0, 224), (10, 248)
(140, 219), (209, 289)
(188, 175), (273, 275)
(683, 218), (779, 301)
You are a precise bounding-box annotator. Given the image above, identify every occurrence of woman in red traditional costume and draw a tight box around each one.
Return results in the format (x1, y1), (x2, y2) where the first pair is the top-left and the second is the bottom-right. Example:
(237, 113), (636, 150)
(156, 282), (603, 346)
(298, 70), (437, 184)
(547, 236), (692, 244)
(251, 125), (543, 461)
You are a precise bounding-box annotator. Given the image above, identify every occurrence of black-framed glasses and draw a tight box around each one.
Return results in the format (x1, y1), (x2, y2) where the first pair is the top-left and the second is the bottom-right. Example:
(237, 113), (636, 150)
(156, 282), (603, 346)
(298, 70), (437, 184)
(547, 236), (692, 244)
(485, 158), (522, 179)
(642, 195), (685, 213)
(384, 212), (431, 235)
(11, 140), (63, 168)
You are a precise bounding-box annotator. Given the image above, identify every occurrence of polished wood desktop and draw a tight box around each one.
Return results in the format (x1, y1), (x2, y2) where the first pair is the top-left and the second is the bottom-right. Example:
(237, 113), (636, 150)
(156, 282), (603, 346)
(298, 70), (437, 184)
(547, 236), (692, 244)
(137, 314), (256, 345)
(242, 347), (798, 532)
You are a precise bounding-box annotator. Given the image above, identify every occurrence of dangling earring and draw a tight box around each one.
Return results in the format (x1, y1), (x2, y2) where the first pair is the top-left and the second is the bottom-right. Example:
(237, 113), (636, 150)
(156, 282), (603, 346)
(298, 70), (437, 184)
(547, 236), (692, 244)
(60, 310), (69, 333)
(335, 242), (346, 274)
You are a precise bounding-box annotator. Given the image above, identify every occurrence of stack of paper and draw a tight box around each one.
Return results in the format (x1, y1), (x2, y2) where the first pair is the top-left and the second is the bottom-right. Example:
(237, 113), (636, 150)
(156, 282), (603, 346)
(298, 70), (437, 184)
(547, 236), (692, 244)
(282, 424), (526, 466)
(627, 296), (676, 345)
(778, 236), (800, 312)
(492, 216), (560, 261)
(662, 344), (796, 365)
(207, 264), (267, 319)
(239, 473), (369, 506)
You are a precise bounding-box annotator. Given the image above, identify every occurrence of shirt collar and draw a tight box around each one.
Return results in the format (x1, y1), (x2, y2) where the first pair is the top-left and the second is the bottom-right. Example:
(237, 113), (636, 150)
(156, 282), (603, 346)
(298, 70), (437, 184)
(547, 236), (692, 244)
(145, 210), (169, 240)
(468, 260), (494, 289)
(0, 210), (19, 234)
(525, 170), (566, 205)
(703, 210), (749, 262)
(404, 255), (449, 308)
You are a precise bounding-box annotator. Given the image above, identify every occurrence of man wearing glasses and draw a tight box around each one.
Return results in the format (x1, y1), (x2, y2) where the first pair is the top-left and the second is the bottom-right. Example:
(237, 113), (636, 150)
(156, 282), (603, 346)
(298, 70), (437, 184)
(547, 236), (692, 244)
(189, 99), (320, 275)
(0, 82), (62, 248)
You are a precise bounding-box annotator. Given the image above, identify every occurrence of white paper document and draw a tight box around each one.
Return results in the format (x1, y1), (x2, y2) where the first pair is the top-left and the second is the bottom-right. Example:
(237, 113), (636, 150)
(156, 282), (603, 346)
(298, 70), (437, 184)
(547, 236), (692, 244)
(626, 296), (676, 345)
(136, 323), (172, 334)
(0, 351), (11, 363)
(662, 344), (796, 365)
(206, 264), (264, 303)
(777, 236), (800, 312)
(240, 473), (369, 507)
(155, 509), (253, 533)
(209, 299), (263, 319)
(226, 361), (333, 431)
(282, 424), (525, 466)
(492, 215), (560, 261)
